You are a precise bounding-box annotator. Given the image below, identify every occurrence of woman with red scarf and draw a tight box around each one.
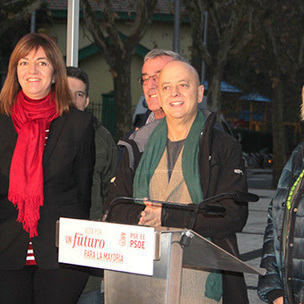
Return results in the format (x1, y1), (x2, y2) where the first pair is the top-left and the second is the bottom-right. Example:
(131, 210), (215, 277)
(0, 33), (95, 304)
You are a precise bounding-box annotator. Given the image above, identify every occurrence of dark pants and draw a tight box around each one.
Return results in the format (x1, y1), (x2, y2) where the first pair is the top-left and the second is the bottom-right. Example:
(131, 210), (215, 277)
(0, 265), (89, 304)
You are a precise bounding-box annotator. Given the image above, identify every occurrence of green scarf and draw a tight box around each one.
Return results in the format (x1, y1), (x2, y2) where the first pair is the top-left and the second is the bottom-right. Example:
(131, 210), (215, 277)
(133, 110), (222, 302)
(133, 110), (205, 204)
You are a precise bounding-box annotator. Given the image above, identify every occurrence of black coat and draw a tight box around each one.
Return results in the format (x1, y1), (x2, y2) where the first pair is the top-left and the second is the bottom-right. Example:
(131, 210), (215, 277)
(0, 108), (95, 270)
(258, 142), (304, 304)
(104, 113), (249, 304)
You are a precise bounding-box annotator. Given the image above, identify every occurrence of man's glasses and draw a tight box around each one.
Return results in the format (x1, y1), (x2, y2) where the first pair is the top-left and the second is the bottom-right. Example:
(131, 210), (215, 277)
(138, 72), (160, 86)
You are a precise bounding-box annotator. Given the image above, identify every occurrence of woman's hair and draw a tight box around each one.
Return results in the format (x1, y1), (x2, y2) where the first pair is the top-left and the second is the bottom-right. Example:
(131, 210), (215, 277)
(0, 33), (72, 115)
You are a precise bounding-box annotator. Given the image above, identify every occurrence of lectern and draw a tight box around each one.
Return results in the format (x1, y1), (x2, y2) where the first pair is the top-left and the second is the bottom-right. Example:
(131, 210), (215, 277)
(57, 218), (265, 304)
(104, 227), (265, 304)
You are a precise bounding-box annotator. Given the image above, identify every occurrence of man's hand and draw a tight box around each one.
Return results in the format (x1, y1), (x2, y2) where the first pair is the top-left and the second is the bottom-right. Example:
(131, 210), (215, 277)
(138, 202), (162, 226)
(273, 297), (283, 304)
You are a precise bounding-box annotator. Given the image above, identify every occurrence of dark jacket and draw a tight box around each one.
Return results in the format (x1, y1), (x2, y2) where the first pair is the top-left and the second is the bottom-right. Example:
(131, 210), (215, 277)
(104, 113), (249, 304)
(0, 108), (95, 270)
(82, 116), (117, 294)
(258, 142), (304, 304)
(90, 117), (117, 220)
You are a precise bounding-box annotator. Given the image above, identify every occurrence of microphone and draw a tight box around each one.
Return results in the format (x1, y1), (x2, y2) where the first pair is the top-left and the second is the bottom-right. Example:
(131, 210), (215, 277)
(187, 191), (259, 230)
(180, 191), (259, 247)
(101, 196), (227, 222)
(101, 191), (258, 223)
(232, 191), (259, 202)
(102, 192), (259, 249)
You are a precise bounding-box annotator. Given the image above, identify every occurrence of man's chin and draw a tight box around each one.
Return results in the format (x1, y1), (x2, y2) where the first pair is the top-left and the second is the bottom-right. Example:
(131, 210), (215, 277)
(146, 100), (160, 112)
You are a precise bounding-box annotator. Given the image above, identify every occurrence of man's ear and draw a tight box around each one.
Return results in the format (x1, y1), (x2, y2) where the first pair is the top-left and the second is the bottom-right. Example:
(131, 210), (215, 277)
(197, 85), (204, 104)
(85, 96), (90, 108)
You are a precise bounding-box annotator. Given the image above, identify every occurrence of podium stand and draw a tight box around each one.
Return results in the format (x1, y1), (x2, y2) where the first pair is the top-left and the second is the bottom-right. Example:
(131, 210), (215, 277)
(56, 218), (265, 304)
(104, 227), (265, 304)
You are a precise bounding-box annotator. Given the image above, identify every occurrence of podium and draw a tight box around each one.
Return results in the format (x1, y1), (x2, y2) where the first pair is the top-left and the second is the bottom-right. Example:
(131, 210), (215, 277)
(104, 227), (265, 304)
(57, 218), (265, 304)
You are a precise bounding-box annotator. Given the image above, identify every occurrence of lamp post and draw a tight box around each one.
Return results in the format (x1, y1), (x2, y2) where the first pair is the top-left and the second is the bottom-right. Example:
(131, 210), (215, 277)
(173, 0), (180, 53)
(201, 11), (208, 84)
(66, 0), (79, 67)
(30, 11), (36, 33)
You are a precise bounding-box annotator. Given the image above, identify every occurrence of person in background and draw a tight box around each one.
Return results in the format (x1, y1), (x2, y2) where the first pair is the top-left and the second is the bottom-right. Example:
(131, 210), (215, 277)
(258, 88), (304, 303)
(67, 66), (117, 304)
(116, 49), (186, 170)
(134, 49), (185, 128)
(0, 33), (95, 304)
(104, 60), (249, 303)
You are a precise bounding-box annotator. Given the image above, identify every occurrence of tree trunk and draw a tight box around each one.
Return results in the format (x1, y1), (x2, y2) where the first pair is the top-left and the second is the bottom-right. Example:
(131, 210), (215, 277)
(206, 54), (227, 117)
(271, 82), (285, 188)
(112, 56), (133, 141)
(207, 75), (222, 115)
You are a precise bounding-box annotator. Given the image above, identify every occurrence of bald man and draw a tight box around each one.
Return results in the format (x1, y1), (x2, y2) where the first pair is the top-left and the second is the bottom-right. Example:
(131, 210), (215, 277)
(104, 61), (249, 303)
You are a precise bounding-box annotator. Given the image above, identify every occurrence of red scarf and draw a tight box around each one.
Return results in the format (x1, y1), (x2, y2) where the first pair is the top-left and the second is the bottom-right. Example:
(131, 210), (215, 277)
(9, 90), (59, 237)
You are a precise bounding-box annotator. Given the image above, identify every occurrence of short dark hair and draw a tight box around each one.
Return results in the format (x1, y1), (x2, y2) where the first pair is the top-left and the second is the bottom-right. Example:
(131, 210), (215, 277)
(66, 66), (89, 97)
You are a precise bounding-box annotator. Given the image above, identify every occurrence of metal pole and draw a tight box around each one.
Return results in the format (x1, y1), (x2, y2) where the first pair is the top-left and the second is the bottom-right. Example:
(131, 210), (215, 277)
(173, 0), (180, 53)
(30, 11), (36, 33)
(201, 11), (208, 84)
(66, 0), (79, 67)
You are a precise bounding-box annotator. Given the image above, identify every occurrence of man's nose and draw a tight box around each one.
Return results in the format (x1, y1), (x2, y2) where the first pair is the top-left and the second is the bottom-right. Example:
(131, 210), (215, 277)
(171, 85), (180, 96)
(147, 76), (158, 89)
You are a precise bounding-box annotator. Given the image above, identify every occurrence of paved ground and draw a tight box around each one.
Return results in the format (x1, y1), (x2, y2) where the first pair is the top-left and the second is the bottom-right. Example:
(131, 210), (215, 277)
(238, 169), (275, 303)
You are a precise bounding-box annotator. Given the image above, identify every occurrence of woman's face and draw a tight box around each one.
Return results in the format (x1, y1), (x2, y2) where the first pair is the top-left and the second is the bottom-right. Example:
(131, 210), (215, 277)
(17, 46), (54, 100)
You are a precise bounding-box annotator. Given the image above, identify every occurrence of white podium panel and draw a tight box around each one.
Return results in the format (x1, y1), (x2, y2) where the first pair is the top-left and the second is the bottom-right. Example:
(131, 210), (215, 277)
(58, 217), (155, 275)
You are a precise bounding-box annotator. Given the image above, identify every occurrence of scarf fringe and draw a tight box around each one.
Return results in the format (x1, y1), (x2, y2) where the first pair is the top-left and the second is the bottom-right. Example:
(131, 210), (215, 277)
(8, 192), (44, 238)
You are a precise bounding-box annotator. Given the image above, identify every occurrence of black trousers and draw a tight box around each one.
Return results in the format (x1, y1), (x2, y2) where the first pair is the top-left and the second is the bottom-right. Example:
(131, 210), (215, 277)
(0, 265), (89, 304)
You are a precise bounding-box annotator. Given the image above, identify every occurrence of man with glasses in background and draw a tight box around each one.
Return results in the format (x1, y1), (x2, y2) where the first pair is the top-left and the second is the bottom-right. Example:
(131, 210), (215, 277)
(134, 49), (185, 128)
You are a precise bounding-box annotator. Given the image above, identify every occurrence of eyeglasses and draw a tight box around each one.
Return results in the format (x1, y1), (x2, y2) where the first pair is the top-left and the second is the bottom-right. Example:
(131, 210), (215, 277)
(138, 72), (160, 86)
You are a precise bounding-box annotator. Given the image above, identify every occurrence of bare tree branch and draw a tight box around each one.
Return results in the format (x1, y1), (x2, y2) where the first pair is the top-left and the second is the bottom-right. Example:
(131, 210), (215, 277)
(80, 0), (158, 138)
(81, 0), (114, 66)
(102, 0), (124, 53)
(229, 7), (253, 55)
(183, 0), (212, 65)
(185, 0), (254, 114)
(128, 0), (158, 42)
(0, 0), (41, 37)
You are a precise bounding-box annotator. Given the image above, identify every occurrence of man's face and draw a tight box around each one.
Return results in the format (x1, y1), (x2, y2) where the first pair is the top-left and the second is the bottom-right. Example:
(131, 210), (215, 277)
(141, 55), (174, 113)
(158, 61), (204, 124)
(67, 77), (89, 111)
